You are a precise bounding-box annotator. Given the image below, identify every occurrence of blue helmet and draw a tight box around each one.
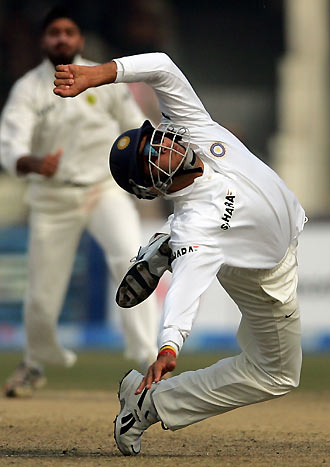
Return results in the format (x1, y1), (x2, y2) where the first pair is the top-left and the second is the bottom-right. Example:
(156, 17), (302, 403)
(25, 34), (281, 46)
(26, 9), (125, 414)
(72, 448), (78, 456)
(110, 119), (197, 199)
(109, 120), (156, 199)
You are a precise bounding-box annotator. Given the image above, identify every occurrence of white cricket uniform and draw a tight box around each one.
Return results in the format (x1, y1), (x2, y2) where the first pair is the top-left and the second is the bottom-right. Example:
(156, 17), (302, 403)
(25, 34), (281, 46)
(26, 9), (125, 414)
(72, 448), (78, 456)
(0, 56), (158, 369)
(114, 53), (306, 429)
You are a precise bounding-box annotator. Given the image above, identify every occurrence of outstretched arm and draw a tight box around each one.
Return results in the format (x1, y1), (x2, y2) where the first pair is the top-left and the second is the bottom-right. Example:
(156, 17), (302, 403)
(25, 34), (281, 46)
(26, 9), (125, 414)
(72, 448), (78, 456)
(54, 53), (211, 127)
(113, 53), (212, 126)
(53, 61), (117, 98)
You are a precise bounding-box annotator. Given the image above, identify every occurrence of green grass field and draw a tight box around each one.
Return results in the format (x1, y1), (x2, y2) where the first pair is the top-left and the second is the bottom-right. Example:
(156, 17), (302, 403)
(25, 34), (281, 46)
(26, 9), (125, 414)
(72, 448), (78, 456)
(1, 351), (329, 392)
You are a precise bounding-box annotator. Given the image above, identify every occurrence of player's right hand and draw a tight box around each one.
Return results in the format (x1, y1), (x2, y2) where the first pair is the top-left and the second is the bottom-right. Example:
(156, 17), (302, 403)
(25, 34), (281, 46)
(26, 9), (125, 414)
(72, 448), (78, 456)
(135, 353), (177, 395)
(38, 149), (63, 177)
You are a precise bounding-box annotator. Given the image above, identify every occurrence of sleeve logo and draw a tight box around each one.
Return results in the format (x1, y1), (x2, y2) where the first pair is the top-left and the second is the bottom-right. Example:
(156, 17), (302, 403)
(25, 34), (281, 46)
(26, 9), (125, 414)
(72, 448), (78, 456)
(210, 142), (226, 158)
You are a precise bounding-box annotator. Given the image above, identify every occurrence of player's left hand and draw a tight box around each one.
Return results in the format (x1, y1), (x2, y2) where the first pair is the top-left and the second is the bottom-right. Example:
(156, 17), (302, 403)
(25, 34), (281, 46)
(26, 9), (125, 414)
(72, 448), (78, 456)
(135, 354), (177, 394)
(54, 61), (117, 98)
(53, 64), (91, 97)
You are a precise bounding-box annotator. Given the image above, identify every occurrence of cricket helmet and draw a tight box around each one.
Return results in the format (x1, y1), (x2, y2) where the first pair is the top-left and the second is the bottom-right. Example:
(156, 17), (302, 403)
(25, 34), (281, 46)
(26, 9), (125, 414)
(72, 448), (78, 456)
(109, 120), (195, 199)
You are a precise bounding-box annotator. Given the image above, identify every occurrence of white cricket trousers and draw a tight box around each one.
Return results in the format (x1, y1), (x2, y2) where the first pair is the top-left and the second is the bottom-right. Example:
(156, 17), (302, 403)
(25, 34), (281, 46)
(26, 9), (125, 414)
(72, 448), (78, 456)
(23, 179), (158, 369)
(153, 242), (301, 430)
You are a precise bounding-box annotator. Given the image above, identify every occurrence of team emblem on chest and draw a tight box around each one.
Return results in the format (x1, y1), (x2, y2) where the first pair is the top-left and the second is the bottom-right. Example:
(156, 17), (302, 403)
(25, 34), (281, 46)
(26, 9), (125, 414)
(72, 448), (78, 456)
(86, 94), (97, 105)
(210, 142), (226, 158)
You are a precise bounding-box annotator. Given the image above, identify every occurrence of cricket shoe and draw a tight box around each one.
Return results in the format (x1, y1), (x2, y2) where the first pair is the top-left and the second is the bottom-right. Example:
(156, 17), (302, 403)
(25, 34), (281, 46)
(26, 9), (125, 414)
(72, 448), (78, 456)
(4, 361), (47, 398)
(114, 369), (159, 456)
(116, 233), (173, 308)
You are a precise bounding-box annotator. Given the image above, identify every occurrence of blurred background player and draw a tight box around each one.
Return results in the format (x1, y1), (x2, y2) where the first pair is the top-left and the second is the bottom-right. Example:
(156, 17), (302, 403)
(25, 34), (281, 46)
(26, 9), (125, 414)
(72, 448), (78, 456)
(0, 6), (159, 397)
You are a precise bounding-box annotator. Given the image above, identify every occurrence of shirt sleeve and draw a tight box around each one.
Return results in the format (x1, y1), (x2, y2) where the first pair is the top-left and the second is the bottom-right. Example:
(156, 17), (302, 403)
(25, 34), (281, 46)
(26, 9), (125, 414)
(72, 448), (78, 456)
(113, 53), (213, 127)
(159, 243), (224, 354)
(0, 78), (37, 175)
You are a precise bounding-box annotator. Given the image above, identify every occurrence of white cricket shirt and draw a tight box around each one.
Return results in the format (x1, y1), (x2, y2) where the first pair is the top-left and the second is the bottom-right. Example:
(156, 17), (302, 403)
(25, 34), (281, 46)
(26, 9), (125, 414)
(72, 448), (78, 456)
(114, 52), (306, 353)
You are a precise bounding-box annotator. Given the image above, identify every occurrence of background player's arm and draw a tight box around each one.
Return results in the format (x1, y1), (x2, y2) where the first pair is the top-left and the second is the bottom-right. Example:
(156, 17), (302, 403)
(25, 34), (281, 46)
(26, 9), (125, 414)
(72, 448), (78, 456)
(16, 149), (63, 177)
(0, 79), (37, 175)
(109, 83), (146, 133)
(0, 78), (62, 177)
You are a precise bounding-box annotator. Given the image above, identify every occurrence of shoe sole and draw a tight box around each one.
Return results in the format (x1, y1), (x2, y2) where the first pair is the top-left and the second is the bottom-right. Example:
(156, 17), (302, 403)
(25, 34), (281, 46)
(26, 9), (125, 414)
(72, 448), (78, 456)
(116, 261), (160, 308)
(116, 239), (172, 309)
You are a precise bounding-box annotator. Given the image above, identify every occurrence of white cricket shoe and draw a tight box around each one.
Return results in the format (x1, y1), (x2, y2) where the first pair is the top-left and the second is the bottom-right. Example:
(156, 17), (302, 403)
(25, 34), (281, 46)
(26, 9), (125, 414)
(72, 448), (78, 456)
(4, 361), (47, 397)
(114, 369), (159, 456)
(116, 233), (172, 308)
(63, 349), (77, 368)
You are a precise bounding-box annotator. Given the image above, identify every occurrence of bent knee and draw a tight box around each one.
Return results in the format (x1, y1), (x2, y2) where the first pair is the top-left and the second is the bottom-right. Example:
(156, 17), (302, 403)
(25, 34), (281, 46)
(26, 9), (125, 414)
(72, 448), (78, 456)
(256, 358), (301, 396)
(278, 375), (300, 393)
(266, 370), (300, 396)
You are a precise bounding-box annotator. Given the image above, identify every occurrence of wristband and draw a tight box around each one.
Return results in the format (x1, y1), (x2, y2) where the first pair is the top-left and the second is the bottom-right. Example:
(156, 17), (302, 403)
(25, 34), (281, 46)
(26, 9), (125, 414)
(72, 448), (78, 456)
(157, 345), (177, 358)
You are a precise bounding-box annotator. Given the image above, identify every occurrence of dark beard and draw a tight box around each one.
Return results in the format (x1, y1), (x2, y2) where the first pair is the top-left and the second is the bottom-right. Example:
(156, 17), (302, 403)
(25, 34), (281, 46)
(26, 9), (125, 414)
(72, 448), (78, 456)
(47, 53), (77, 66)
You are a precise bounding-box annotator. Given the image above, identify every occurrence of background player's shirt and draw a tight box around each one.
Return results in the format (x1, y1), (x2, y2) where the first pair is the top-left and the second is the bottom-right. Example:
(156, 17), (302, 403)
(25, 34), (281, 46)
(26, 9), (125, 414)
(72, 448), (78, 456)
(114, 53), (306, 353)
(0, 56), (145, 185)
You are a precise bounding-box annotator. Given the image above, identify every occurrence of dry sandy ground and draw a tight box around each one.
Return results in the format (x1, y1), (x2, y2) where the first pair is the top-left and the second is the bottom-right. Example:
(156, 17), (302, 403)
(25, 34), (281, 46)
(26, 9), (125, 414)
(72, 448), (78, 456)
(0, 390), (330, 466)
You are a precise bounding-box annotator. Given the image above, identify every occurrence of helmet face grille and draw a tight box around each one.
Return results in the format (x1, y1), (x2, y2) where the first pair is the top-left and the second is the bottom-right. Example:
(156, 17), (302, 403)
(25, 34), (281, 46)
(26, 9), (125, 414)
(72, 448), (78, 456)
(110, 120), (192, 200)
(147, 122), (191, 196)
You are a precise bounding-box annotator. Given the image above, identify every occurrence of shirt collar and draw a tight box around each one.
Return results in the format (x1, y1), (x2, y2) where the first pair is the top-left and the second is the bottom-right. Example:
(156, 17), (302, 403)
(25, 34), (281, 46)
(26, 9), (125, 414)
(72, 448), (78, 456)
(164, 160), (212, 199)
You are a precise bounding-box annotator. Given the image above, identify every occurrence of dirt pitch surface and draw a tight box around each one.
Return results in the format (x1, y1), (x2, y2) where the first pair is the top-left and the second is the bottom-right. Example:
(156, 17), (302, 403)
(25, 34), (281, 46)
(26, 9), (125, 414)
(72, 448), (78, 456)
(0, 390), (330, 466)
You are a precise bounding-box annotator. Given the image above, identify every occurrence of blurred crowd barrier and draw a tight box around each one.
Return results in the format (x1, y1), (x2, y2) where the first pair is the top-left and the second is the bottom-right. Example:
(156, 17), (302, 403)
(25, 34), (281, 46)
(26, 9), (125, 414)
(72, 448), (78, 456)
(1, 217), (330, 353)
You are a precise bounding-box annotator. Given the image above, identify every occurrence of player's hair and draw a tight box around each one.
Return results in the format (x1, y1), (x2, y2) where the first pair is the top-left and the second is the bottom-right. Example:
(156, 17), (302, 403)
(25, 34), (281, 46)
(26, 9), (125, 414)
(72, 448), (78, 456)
(42, 5), (83, 33)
